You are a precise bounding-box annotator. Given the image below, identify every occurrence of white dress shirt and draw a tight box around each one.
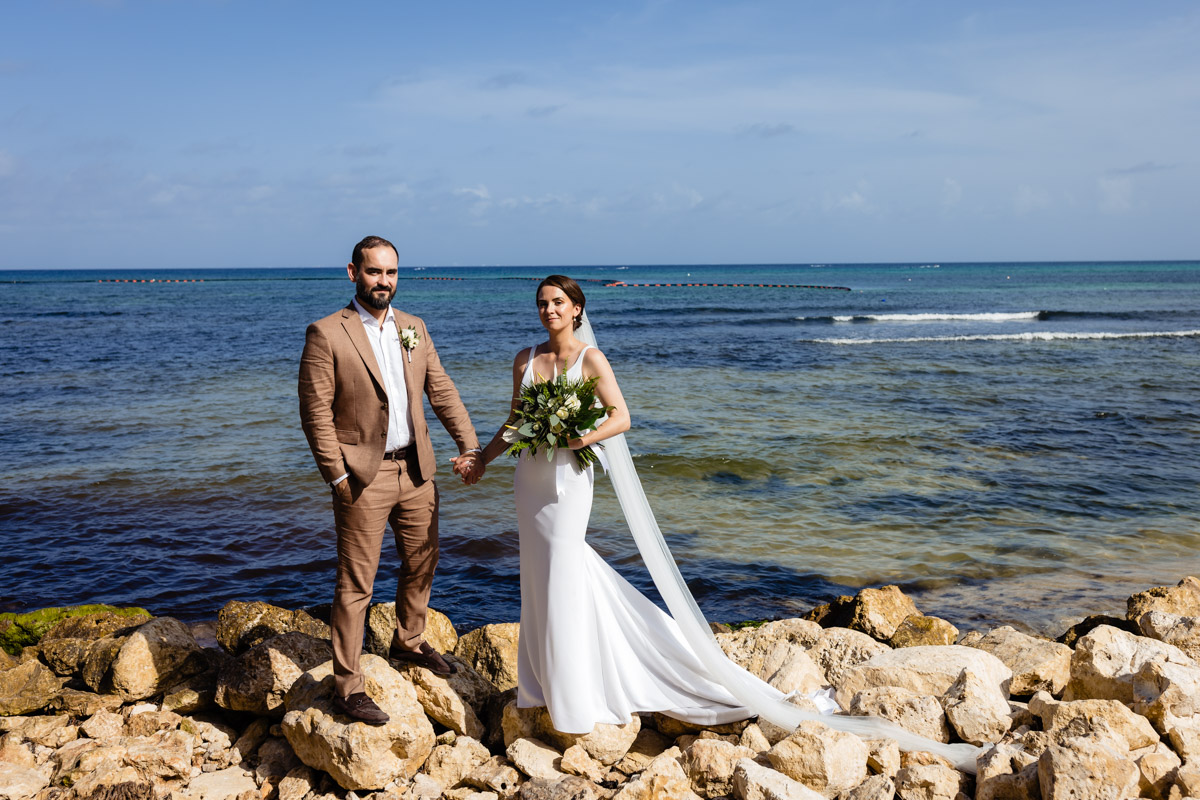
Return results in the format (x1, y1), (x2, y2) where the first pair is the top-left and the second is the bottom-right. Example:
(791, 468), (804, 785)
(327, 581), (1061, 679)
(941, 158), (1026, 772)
(330, 298), (415, 487)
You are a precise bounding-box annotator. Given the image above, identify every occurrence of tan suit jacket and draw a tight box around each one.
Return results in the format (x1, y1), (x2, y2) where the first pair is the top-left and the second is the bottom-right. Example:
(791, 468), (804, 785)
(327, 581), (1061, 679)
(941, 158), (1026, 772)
(298, 303), (478, 488)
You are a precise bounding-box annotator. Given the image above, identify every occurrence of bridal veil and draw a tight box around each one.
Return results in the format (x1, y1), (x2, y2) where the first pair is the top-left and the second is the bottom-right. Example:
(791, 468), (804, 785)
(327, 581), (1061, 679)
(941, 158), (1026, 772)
(575, 311), (980, 774)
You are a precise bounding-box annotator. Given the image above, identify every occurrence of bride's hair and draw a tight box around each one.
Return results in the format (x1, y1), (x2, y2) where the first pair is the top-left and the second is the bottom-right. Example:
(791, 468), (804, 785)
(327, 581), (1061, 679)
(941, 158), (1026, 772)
(537, 275), (586, 330)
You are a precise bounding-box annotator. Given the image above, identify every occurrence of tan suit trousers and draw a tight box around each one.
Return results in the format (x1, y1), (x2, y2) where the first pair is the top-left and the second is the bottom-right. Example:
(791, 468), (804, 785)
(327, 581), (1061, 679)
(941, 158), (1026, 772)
(331, 452), (438, 698)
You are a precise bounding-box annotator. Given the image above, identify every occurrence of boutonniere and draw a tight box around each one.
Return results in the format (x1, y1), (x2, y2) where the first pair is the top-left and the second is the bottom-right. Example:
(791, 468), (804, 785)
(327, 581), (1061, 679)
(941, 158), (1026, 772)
(399, 326), (421, 362)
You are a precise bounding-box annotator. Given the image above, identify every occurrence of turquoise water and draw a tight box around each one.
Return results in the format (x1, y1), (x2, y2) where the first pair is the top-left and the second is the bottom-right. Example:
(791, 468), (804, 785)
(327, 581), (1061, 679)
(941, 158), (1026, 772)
(2, 261), (1199, 634)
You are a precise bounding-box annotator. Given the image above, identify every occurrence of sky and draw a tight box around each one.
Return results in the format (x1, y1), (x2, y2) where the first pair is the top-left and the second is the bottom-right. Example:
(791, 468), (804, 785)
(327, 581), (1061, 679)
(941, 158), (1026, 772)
(1, 1), (1198, 269)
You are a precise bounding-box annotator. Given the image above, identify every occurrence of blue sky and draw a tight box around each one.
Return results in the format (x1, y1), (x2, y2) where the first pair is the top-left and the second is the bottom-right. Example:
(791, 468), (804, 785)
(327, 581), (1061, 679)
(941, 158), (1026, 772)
(1, 1), (1197, 269)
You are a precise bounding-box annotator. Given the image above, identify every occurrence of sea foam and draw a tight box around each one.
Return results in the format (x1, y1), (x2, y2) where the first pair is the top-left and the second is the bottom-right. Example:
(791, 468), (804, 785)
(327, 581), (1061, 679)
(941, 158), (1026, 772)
(806, 329), (1200, 345)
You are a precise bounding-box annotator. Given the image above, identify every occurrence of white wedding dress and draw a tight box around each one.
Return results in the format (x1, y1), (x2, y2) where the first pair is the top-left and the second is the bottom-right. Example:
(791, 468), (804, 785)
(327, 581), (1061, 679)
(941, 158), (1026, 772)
(509, 326), (980, 772)
(513, 345), (750, 733)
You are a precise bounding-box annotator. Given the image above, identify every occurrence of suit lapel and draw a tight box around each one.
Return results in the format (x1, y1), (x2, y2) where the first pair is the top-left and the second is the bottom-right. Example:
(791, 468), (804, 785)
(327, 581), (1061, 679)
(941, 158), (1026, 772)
(393, 314), (423, 411)
(340, 305), (385, 391)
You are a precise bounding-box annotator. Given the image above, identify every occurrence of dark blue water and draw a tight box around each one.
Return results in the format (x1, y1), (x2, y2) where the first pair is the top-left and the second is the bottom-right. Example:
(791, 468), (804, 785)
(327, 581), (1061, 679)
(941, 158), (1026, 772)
(2, 262), (1199, 634)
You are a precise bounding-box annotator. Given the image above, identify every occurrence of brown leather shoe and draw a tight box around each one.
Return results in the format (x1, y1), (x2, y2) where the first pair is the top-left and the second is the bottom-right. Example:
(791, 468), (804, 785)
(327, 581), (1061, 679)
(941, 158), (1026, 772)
(333, 692), (390, 724)
(388, 641), (457, 676)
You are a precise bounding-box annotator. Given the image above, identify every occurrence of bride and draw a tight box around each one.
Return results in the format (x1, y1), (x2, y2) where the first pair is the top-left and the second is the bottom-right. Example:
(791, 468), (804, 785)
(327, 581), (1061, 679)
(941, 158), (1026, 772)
(470, 275), (750, 732)
(460, 275), (979, 771)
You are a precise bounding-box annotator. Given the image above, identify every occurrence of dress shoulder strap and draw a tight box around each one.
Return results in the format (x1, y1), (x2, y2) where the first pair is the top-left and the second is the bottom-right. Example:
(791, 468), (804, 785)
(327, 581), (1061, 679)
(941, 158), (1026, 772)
(568, 345), (593, 378)
(521, 345), (538, 386)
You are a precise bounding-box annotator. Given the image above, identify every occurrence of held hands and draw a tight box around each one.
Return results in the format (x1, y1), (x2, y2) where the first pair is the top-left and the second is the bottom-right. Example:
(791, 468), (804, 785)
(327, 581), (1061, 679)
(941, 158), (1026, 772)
(567, 437), (586, 450)
(451, 452), (486, 485)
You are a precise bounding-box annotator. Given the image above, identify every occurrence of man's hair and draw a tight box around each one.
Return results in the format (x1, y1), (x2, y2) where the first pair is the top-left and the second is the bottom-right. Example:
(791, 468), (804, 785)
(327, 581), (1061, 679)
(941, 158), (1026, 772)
(351, 236), (398, 270)
(536, 274), (586, 330)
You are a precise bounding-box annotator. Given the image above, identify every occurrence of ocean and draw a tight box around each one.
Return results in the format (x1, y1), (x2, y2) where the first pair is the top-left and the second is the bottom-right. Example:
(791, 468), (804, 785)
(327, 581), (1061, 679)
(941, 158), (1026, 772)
(2, 261), (1199, 636)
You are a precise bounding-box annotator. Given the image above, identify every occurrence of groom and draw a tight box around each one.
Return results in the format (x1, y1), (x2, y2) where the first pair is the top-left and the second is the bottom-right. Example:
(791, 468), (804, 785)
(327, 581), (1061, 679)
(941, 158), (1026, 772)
(299, 235), (483, 724)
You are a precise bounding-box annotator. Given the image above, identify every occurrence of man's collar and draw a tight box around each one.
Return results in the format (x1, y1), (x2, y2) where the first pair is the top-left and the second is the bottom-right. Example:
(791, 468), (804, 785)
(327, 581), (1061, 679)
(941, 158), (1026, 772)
(352, 296), (394, 327)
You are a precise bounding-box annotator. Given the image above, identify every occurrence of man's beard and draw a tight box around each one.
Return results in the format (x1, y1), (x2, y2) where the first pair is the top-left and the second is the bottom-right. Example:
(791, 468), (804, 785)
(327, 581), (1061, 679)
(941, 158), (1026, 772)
(357, 278), (395, 310)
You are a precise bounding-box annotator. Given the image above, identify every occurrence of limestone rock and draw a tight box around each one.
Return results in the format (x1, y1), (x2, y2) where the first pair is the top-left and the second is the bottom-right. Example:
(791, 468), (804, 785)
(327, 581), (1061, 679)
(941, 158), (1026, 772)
(766, 720), (868, 798)
(278, 764), (317, 800)
(893, 762), (967, 800)
(1138, 611), (1200, 661)
(1062, 624), (1196, 704)
(507, 738), (566, 781)
(850, 686), (950, 743)
(105, 617), (207, 701)
(0, 764), (52, 800)
(281, 654), (436, 790)
(1028, 691), (1159, 751)
(501, 699), (642, 766)
(123, 729), (195, 781)
(81, 709), (125, 743)
(1127, 577), (1200, 621)
(679, 739), (757, 798)
(1176, 760), (1200, 798)
(365, 603), (459, 657)
(37, 610), (153, 676)
(645, 712), (747, 739)
(455, 623), (521, 693)
(519, 776), (604, 800)
(0, 605), (149, 654)
(716, 620), (823, 680)
(806, 586), (922, 642)
(612, 750), (699, 800)
(968, 625), (1073, 697)
(942, 669), (1012, 746)
(865, 738), (900, 779)
(163, 648), (229, 714)
(806, 628), (890, 688)
(0, 660), (62, 715)
(1133, 740), (1181, 800)
(718, 637), (824, 696)
(182, 766), (259, 800)
(216, 600), (331, 654)
(889, 616), (958, 649)
(9, 713), (76, 748)
(398, 653), (494, 739)
(47, 687), (123, 717)
(550, 715), (642, 767)
(1037, 738), (1140, 800)
(738, 724), (771, 754)
(216, 631), (333, 717)
(124, 709), (183, 738)
(229, 717), (271, 767)
(502, 701), (547, 747)
(974, 743), (1039, 800)
(560, 744), (606, 783)
(426, 736), (493, 789)
(1057, 614), (1139, 648)
(464, 755), (525, 798)
(0, 734), (37, 769)
(836, 645), (1011, 709)
(1129, 657), (1200, 761)
(255, 736), (304, 786)
(841, 774), (895, 800)
(731, 757), (825, 800)
(615, 728), (674, 775)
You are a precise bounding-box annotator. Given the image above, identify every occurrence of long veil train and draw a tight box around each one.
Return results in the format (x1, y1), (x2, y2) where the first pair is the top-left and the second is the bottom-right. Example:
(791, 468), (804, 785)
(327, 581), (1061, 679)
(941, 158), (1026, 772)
(576, 312), (980, 774)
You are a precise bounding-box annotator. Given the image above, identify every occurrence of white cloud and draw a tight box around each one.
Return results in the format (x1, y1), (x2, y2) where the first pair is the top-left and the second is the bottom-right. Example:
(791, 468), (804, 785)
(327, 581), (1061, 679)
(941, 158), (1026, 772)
(455, 185), (491, 201)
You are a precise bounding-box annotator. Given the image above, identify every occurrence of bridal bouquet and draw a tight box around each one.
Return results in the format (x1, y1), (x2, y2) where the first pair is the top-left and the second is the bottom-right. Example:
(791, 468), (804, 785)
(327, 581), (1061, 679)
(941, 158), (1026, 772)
(503, 372), (613, 468)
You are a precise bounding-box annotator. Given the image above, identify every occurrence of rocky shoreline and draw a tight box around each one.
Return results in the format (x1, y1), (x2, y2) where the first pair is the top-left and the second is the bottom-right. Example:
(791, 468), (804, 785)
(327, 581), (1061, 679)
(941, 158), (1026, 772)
(3, 577), (1200, 800)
